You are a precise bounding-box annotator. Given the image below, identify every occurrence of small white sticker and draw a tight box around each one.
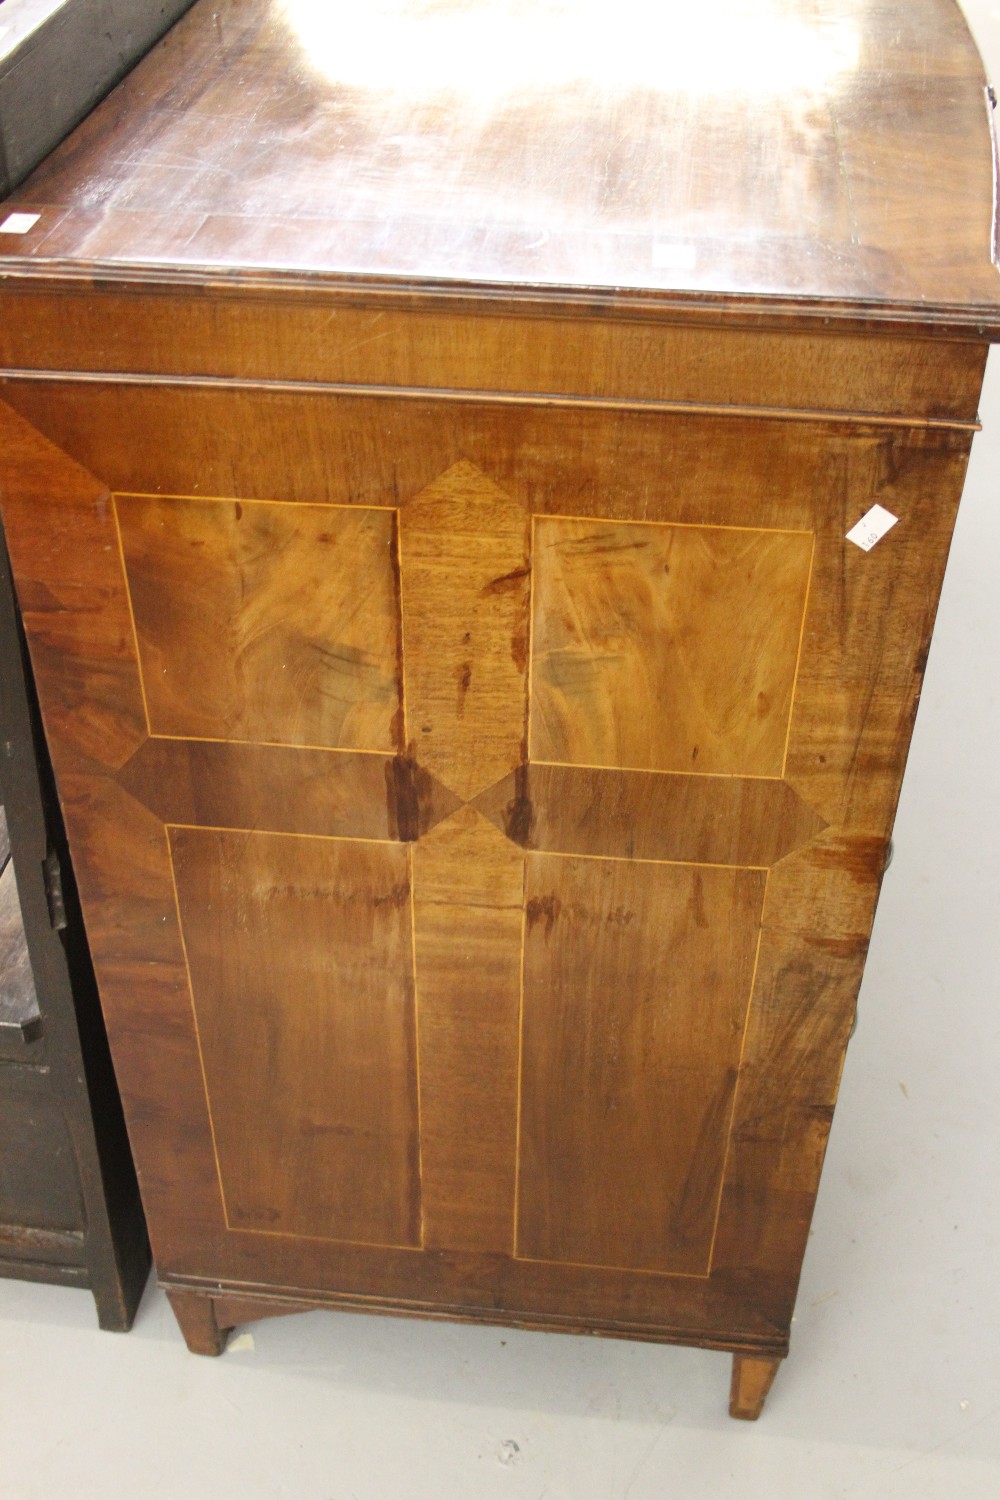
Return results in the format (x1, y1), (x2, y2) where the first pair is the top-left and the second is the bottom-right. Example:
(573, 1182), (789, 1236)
(652, 241), (697, 270)
(0, 213), (41, 235)
(846, 503), (899, 552)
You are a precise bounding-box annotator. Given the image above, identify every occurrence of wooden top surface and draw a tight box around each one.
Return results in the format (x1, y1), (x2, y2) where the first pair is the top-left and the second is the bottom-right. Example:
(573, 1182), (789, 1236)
(2, 0), (1000, 332)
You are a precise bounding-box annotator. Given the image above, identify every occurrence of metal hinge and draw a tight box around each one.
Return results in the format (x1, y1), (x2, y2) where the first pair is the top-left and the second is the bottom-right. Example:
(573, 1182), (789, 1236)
(43, 849), (67, 931)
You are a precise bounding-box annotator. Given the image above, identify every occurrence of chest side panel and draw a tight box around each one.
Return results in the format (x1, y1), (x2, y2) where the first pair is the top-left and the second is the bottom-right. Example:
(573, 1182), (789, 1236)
(0, 373), (969, 1343)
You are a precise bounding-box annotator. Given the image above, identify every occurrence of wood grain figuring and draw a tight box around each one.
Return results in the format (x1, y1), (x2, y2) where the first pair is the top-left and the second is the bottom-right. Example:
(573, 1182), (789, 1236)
(411, 806), (523, 1252)
(516, 853), (766, 1276)
(781, 442), (972, 831)
(531, 517), (814, 776)
(399, 461), (530, 802)
(46, 769), (232, 1262)
(709, 834), (890, 1308)
(0, 400), (146, 771)
(168, 826), (421, 1247)
(116, 736), (461, 843)
(0, 389), (976, 1328)
(1, 0), (999, 333)
(115, 493), (402, 751)
(0, 293), (990, 422)
(0, 0), (994, 1411)
(0, 380), (965, 540)
(0, 389), (977, 1325)
(474, 764), (827, 868)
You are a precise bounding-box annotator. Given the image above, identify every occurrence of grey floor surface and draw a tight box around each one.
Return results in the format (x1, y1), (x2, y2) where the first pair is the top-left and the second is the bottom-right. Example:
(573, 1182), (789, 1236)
(2, 4), (1000, 1496)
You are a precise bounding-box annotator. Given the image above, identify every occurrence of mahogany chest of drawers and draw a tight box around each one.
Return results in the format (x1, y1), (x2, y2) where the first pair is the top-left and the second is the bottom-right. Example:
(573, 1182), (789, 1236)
(1, 0), (997, 1417)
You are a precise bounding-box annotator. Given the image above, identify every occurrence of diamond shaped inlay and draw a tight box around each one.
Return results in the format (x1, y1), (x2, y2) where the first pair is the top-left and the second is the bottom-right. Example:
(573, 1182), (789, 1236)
(398, 461), (531, 803)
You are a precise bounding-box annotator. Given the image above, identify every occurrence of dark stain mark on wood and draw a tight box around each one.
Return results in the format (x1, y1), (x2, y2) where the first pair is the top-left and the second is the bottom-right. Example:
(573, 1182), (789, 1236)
(526, 894), (560, 940)
(386, 753), (421, 842)
(807, 836), (885, 882)
(374, 881), (411, 910)
(384, 752), (454, 841)
(511, 612), (529, 674)
(605, 905), (635, 928)
(455, 659), (472, 715)
(804, 933), (871, 959)
(479, 565), (530, 597)
(504, 760), (533, 846)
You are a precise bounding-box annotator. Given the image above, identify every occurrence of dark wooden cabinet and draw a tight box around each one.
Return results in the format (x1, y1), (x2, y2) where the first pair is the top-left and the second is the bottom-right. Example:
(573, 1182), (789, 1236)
(0, 528), (150, 1326)
(0, 0), (997, 1415)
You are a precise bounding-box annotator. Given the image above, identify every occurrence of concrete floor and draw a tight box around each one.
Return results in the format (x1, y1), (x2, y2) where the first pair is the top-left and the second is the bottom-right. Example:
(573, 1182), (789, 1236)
(3, 5), (1000, 1496)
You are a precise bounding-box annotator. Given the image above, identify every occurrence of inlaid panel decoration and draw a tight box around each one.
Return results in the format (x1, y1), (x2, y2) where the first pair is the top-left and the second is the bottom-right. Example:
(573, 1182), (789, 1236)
(115, 494), (403, 751)
(531, 517), (814, 776)
(517, 855), (767, 1275)
(102, 464), (822, 1275)
(170, 827), (420, 1248)
(0, 384), (958, 1369)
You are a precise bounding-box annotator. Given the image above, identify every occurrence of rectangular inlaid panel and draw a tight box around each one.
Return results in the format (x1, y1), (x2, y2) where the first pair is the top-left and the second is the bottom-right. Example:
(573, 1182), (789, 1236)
(517, 854), (766, 1276)
(168, 827), (420, 1248)
(530, 517), (814, 776)
(412, 806), (524, 1254)
(115, 494), (402, 751)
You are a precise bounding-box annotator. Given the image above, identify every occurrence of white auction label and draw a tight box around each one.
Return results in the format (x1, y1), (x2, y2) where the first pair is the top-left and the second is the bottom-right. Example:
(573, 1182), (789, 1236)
(846, 503), (899, 552)
(0, 213), (41, 235)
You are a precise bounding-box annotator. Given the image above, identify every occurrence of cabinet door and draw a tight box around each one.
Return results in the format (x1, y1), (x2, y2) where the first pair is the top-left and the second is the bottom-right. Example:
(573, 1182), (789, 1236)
(0, 381), (967, 1343)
